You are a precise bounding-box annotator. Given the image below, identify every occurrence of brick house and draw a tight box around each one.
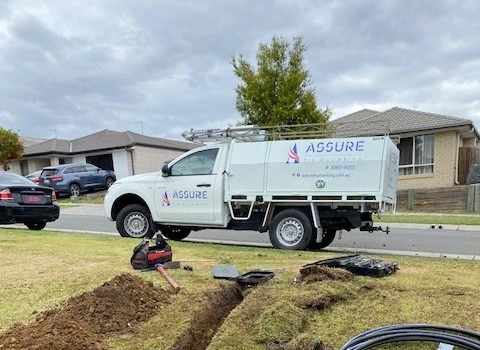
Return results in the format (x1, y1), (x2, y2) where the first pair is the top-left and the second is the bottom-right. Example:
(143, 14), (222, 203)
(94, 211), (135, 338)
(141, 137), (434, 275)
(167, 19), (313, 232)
(333, 107), (480, 190)
(11, 129), (196, 179)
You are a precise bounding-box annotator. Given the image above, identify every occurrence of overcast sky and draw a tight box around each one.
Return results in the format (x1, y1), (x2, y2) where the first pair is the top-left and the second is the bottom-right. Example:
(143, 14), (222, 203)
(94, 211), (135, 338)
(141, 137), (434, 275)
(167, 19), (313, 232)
(1, 0), (479, 141)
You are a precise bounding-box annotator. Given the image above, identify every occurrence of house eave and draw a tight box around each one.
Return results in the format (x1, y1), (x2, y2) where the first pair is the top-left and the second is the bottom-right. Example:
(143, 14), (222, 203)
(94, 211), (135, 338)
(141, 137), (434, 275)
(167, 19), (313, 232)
(390, 123), (479, 139)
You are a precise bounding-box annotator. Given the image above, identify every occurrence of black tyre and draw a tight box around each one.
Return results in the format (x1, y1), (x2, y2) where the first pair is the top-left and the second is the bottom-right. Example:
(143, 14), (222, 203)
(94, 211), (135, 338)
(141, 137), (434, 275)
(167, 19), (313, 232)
(69, 183), (81, 197)
(105, 177), (115, 188)
(160, 226), (191, 241)
(25, 221), (47, 231)
(309, 229), (337, 249)
(116, 204), (154, 238)
(269, 209), (312, 250)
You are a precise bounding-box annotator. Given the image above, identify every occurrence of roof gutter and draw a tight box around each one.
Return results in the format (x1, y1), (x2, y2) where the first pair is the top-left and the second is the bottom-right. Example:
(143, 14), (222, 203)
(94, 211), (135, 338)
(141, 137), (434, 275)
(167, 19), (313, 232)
(455, 126), (475, 185)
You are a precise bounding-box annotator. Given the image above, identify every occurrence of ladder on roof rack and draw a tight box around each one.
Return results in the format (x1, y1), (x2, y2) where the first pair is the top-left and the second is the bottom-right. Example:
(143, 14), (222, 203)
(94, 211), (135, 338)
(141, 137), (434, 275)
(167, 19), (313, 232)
(182, 121), (391, 144)
(181, 125), (267, 144)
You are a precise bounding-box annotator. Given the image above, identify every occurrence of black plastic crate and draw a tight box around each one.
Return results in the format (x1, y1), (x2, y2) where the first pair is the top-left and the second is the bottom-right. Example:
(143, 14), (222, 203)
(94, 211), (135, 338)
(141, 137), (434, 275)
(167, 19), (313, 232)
(304, 254), (398, 277)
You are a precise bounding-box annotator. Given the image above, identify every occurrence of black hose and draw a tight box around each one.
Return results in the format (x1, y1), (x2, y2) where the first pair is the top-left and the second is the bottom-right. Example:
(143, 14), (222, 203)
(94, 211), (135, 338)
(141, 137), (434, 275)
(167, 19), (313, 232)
(340, 324), (480, 350)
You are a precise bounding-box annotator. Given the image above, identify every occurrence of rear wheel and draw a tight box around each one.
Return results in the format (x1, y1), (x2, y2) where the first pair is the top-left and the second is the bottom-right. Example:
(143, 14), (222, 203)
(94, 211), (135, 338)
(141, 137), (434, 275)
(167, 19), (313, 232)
(25, 222), (46, 231)
(309, 229), (337, 249)
(269, 209), (312, 250)
(116, 204), (154, 238)
(69, 183), (81, 197)
(160, 226), (191, 241)
(105, 177), (115, 188)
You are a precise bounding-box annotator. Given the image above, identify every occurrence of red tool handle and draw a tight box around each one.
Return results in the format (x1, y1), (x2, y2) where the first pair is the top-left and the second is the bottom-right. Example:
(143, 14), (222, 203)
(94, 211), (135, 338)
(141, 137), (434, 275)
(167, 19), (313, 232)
(156, 264), (181, 294)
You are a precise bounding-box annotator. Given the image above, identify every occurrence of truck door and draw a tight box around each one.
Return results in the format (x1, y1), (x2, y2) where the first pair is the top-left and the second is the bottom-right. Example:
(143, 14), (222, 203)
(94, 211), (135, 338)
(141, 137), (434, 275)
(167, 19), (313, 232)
(155, 147), (223, 224)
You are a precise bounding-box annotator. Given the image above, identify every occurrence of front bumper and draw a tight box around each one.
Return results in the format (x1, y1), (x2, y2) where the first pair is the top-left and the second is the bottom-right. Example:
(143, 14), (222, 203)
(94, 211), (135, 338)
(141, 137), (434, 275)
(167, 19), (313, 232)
(0, 204), (60, 224)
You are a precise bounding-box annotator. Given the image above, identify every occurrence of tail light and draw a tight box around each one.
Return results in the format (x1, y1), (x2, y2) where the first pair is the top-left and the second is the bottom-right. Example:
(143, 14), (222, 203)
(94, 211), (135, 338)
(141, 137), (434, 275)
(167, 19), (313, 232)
(51, 191), (58, 202)
(0, 189), (13, 200)
(51, 175), (63, 181)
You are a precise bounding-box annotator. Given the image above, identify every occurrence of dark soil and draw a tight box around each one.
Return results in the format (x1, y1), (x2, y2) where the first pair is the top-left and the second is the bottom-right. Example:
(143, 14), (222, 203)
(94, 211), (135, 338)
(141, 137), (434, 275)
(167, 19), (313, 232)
(298, 266), (354, 283)
(170, 282), (244, 350)
(0, 273), (170, 350)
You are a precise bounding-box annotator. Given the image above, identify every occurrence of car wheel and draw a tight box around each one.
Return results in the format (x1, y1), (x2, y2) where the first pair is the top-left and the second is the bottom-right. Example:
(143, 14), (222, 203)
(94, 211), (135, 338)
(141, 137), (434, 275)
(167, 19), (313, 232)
(69, 183), (81, 197)
(116, 204), (154, 238)
(160, 226), (191, 241)
(309, 229), (337, 249)
(269, 209), (312, 250)
(25, 222), (47, 231)
(106, 177), (115, 188)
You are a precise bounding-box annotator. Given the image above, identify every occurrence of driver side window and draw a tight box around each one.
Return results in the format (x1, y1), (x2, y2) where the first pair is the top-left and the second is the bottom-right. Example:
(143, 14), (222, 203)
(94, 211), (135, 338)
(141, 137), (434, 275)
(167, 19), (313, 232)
(171, 148), (219, 176)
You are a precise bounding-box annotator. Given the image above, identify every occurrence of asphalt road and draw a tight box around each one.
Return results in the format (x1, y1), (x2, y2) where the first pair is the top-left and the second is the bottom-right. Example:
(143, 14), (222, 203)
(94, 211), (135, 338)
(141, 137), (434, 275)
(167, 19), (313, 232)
(42, 210), (480, 260)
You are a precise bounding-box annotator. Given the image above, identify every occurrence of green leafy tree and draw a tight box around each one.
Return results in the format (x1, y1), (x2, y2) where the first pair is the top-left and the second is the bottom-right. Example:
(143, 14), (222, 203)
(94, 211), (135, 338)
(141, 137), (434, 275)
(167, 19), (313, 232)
(232, 36), (331, 127)
(0, 127), (23, 171)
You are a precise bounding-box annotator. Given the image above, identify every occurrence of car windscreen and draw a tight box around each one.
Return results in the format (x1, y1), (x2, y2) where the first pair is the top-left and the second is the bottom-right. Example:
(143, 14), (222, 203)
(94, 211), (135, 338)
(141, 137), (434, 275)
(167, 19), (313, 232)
(0, 172), (38, 186)
(40, 169), (58, 177)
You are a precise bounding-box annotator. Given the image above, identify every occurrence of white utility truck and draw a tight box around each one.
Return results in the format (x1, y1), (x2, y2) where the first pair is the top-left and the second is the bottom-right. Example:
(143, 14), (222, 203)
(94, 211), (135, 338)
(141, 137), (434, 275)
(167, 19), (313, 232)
(104, 124), (399, 250)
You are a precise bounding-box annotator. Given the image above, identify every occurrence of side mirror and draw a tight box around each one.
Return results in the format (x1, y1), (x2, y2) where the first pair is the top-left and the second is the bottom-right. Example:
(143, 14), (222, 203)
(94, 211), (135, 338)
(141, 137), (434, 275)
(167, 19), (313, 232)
(161, 164), (170, 177)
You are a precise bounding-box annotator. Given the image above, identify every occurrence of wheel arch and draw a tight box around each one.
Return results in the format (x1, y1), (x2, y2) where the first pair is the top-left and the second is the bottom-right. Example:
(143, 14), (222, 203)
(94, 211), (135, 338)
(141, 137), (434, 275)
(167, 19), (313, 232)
(264, 204), (315, 229)
(111, 194), (151, 221)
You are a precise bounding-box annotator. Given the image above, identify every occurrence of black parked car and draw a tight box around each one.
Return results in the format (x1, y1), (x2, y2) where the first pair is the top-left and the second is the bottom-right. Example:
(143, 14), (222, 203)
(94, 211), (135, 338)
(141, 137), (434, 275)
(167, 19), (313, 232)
(39, 163), (116, 197)
(0, 172), (60, 230)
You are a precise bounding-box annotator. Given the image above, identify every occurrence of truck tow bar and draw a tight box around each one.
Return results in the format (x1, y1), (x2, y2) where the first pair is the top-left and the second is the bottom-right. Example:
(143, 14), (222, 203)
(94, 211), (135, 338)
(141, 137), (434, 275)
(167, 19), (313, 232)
(360, 225), (390, 234)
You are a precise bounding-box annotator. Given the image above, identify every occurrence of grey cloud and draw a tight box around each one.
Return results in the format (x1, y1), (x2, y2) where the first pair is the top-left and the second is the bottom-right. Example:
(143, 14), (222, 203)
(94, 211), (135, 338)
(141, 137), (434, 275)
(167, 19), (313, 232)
(0, 0), (480, 141)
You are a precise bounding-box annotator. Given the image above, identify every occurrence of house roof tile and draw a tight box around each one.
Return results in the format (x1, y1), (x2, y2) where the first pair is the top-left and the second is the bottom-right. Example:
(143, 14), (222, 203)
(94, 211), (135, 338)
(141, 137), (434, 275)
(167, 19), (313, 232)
(333, 107), (475, 136)
(25, 138), (71, 155)
(24, 129), (195, 156)
(333, 109), (380, 123)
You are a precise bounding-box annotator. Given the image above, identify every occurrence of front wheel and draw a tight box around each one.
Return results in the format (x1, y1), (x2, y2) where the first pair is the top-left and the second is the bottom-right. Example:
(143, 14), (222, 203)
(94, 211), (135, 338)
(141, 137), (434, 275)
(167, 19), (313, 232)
(269, 209), (312, 250)
(160, 226), (191, 241)
(309, 229), (337, 249)
(25, 221), (47, 231)
(116, 204), (154, 238)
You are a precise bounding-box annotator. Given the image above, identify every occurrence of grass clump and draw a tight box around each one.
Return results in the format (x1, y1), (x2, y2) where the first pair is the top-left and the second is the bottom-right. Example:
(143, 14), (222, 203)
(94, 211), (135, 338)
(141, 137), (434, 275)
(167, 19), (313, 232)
(255, 300), (307, 344)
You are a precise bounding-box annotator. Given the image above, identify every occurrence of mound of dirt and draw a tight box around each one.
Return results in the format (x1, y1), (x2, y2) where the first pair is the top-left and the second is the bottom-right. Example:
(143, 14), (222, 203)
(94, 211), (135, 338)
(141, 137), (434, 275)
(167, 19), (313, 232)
(298, 266), (354, 283)
(0, 273), (170, 350)
(0, 312), (108, 350)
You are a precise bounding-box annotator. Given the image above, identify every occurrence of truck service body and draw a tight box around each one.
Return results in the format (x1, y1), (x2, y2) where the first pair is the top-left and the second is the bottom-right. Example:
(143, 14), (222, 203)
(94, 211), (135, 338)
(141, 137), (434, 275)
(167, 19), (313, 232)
(104, 125), (399, 250)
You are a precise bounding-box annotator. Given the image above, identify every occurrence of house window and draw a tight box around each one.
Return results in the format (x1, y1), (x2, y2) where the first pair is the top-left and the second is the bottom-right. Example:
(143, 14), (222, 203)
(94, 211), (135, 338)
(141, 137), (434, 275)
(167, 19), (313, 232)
(398, 135), (434, 175)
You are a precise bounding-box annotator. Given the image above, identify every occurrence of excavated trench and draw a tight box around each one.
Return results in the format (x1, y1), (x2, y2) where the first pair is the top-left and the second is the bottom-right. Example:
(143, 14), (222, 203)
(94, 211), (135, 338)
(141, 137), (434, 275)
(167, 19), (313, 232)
(169, 282), (244, 350)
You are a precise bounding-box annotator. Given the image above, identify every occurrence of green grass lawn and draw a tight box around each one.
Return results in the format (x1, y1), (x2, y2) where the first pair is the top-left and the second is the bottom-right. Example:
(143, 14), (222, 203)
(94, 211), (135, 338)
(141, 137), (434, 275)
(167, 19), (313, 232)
(0, 228), (479, 349)
(375, 213), (480, 225)
(57, 191), (106, 205)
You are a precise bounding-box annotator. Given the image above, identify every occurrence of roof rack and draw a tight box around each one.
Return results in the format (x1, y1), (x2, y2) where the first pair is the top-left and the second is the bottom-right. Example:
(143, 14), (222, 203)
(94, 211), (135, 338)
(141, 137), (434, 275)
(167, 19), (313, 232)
(182, 120), (391, 144)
